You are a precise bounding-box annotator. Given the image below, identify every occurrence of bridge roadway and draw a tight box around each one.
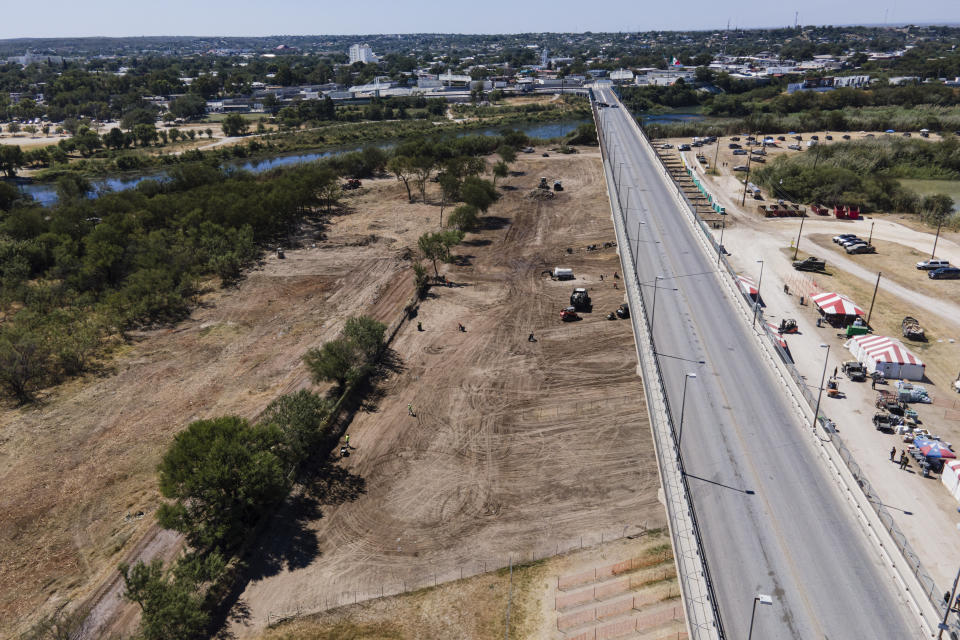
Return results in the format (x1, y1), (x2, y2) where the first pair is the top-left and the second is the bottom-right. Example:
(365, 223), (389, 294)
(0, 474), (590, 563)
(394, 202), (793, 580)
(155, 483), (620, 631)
(594, 85), (921, 639)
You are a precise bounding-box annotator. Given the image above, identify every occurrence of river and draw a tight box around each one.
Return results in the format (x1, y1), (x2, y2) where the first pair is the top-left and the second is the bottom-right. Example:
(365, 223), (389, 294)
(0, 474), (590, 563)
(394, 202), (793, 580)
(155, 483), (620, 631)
(14, 115), (698, 207)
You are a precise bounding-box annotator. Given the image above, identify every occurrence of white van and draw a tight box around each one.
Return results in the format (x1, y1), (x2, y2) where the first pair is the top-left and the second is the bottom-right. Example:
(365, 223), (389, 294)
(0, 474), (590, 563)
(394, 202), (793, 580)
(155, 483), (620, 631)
(916, 259), (950, 270)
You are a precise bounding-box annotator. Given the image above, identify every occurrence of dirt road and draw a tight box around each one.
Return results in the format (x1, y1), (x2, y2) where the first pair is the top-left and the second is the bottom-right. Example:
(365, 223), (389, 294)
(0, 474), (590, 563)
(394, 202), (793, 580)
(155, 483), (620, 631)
(230, 151), (665, 635)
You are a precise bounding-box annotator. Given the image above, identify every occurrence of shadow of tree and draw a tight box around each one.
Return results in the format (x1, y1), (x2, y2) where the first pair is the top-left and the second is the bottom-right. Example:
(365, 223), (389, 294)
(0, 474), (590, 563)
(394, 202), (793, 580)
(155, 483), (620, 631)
(482, 215), (511, 230)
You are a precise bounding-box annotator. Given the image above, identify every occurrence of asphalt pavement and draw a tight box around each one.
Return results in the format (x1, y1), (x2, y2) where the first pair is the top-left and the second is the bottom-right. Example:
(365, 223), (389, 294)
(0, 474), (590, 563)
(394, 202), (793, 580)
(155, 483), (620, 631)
(594, 85), (921, 639)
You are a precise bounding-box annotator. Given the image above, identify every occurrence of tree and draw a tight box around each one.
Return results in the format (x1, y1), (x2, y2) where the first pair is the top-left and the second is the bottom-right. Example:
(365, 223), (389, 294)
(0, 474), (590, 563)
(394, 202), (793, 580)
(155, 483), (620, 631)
(221, 114), (249, 137)
(156, 416), (288, 551)
(0, 145), (25, 177)
(412, 262), (429, 299)
(204, 128), (212, 138)
(168, 93), (207, 120)
(259, 390), (333, 474)
(447, 204), (480, 232)
(437, 171), (461, 225)
(411, 154), (435, 202)
(119, 559), (208, 640)
(0, 317), (52, 403)
(921, 193), (954, 226)
(492, 160), (509, 187)
(303, 315), (386, 389)
(7, 121), (20, 134)
(343, 315), (386, 361)
(103, 127), (126, 149)
(132, 123), (158, 147)
(417, 230), (464, 277)
(461, 176), (497, 213)
(496, 145), (517, 164)
(303, 338), (357, 388)
(387, 155), (415, 203)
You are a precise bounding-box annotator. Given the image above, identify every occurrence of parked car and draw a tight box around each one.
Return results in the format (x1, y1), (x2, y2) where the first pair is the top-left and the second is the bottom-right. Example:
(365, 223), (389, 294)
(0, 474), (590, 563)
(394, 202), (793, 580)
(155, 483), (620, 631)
(847, 243), (877, 254)
(751, 157), (766, 163)
(839, 237), (864, 247)
(842, 361), (867, 382)
(777, 135), (786, 141)
(811, 135), (819, 140)
(842, 134), (851, 139)
(733, 149), (747, 155)
(730, 136), (740, 141)
(678, 144), (691, 151)
(733, 164), (749, 172)
(903, 132), (911, 137)
(788, 144), (801, 150)
(728, 143), (742, 149)
(661, 143), (673, 149)
(916, 259), (950, 270)
(929, 267), (960, 279)
(833, 234), (857, 244)
(825, 135), (834, 140)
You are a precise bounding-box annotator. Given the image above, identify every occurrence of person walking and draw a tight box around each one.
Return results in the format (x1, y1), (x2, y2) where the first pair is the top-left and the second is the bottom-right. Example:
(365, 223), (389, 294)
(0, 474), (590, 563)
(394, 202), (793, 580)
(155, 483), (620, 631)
(407, 403), (414, 416)
(528, 332), (536, 342)
(890, 446), (896, 462)
(417, 321), (423, 331)
(345, 434), (350, 446)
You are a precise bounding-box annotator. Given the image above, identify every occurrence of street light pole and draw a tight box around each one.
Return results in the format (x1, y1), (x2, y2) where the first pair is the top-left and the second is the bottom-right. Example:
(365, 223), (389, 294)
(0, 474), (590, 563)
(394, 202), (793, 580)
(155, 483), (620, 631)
(740, 146), (753, 206)
(716, 215), (726, 266)
(752, 259), (764, 327)
(812, 343), (830, 431)
(868, 220), (875, 245)
(676, 373), (697, 448)
(793, 215), (805, 260)
(748, 594), (773, 640)
(634, 220), (645, 270)
(937, 563), (960, 639)
(650, 275), (661, 330)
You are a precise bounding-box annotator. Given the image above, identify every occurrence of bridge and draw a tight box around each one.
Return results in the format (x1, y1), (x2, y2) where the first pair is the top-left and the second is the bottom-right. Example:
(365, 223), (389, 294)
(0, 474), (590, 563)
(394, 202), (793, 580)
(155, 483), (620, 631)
(591, 82), (936, 639)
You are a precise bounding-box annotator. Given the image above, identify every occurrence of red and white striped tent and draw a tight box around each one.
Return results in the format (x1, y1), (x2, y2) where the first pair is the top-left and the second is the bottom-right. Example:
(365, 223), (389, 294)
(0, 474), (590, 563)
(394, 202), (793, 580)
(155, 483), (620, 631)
(810, 292), (865, 317)
(845, 334), (925, 381)
(737, 274), (758, 298)
(765, 322), (788, 349)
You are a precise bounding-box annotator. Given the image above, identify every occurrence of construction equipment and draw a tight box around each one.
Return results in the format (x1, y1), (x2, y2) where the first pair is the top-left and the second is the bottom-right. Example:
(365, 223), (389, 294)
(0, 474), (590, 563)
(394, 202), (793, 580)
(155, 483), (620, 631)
(553, 267), (574, 280)
(778, 318), (798, 334)
(276, 247), (285, 259)
(343, 178), (362, 190)
(902, 316), (925, 341)
(553, 180), (564, 192)
(842, 361), (866, 382)
(560, 306), (580, 322)
(876, 390), (905, 415)
(616, 302), (630, 319)
(570, 288), (591, 311)
(792, 256), (825, 272)
(539, 177), (550, 190)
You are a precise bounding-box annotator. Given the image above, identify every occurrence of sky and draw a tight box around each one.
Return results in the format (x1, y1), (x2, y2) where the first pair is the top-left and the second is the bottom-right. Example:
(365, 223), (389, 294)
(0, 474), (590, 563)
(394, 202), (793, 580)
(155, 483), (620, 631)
(0, 0), (958, 39)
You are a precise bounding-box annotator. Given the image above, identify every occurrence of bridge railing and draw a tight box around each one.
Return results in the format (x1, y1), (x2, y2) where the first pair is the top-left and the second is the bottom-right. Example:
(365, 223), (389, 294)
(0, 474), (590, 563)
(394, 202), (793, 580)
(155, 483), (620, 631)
(593, 97), (725, 640)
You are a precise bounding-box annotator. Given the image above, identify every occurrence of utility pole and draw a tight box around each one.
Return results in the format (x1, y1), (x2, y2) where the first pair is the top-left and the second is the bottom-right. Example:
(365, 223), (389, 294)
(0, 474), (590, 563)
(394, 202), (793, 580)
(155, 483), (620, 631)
(717, 215), (727, 265)
(932, 218), (944, 260)
(866, 272), (881, 326)
(793, 215), (805, 260)
(868, 220), (875, 245)
(740, 151), (752, 206)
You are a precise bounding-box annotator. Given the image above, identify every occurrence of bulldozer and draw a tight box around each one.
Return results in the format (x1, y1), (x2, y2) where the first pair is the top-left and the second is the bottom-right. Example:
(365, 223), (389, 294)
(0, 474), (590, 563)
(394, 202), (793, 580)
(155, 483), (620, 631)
(553, 180), (564, 192)
(538, 177), (550, 190)
(570, 288), (591, 311)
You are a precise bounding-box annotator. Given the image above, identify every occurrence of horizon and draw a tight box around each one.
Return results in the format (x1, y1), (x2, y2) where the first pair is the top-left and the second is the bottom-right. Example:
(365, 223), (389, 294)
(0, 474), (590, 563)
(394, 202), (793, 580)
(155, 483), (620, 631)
(2, 0), (958, 40)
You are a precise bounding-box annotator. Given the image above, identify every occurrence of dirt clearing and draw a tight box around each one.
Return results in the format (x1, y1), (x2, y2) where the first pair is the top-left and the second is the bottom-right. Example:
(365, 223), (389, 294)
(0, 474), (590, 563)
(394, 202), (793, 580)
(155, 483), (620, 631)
(230, 150), (665, 636)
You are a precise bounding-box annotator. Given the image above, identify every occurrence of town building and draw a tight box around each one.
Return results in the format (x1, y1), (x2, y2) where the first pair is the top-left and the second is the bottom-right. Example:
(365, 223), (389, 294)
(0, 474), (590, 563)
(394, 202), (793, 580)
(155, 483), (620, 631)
(348, 44), (379, 65)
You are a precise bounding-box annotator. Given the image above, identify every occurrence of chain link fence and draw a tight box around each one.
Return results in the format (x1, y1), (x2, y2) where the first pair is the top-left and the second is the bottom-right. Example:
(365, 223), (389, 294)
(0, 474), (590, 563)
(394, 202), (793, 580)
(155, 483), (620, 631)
(264, 524), (655, 627)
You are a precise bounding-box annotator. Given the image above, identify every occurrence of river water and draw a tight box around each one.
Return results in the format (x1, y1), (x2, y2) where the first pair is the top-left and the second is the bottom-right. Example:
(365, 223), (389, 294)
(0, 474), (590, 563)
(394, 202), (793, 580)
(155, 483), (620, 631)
(14, 115), (698, 207)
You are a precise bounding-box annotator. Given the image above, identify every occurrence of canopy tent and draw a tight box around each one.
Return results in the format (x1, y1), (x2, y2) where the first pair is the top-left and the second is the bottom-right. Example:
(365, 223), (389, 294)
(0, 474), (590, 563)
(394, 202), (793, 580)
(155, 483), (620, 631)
(920, 441), (956, 459)
(845, 334), (926, 381)
(942, 460), (960, 503)
(737, 274), (758, 298)
(810, 292), (865, 317)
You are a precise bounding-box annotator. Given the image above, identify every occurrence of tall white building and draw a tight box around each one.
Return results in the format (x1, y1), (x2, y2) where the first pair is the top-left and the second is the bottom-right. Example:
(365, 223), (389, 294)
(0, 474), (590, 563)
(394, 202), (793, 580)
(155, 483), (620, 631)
(349, 44), (379, 65)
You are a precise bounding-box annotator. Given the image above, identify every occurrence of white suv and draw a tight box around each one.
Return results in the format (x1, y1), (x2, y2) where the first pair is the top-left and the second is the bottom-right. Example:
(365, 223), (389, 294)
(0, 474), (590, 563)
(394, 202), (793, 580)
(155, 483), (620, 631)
(917, 259), (950, 270)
